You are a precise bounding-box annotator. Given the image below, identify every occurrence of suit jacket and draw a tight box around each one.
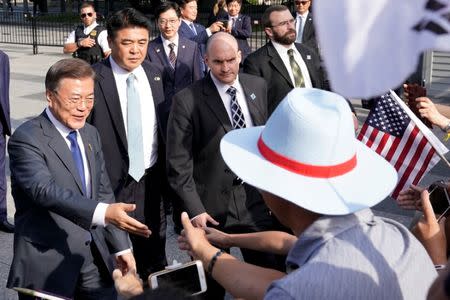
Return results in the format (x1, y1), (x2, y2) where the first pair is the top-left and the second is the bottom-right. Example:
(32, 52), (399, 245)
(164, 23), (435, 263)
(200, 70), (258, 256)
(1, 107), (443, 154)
(178, 21), (208, 61)
(296, 11), (319, 54)
(7, 112), (129, 296)
(229, 14), (252, 61)
(243, 41), (328, 114)
(88, 59), (166, 202)
(147, 35), (203, 133)
(0, 50), (11, 136)
(166, 73), (269, 227)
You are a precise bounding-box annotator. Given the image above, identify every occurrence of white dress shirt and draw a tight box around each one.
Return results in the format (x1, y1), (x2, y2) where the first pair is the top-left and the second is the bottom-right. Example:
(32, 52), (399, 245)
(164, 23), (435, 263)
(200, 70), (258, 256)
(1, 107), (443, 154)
(210, 73), (254, 128)
(65, 21), (110, 53)
(161, 34), (179, 59)
(271, 41), (313, 88)
(110, 56), (158, 170)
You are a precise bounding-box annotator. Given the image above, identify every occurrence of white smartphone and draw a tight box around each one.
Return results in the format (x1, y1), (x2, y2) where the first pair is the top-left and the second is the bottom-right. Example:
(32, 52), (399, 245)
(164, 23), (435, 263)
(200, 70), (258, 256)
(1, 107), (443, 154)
(148, 260), (207, 296)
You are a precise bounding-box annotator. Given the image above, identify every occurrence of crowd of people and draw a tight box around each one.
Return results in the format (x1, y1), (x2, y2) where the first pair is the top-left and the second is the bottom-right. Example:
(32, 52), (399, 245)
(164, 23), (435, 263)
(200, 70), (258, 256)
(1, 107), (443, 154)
(1, 0), (449, 299)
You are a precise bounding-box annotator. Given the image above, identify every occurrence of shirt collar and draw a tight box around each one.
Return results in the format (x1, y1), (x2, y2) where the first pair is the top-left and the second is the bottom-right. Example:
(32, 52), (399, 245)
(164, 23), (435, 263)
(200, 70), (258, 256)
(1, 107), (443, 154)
(161, 34), (179, 47)
(109, 56), (145, 81)
(272, 40), (296, 53)
(84, 21), (98, 31)
(45, 107), (76, 138)
(182, 19), (194, 26)
(296, 11), (309, 19)
(210, 72), (239, 95)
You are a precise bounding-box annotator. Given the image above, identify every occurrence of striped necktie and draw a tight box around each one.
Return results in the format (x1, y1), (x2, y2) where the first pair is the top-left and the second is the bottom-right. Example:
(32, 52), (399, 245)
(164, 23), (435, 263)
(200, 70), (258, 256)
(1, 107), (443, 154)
(169, 43), (177, 69)
(226, 86), (246, 129)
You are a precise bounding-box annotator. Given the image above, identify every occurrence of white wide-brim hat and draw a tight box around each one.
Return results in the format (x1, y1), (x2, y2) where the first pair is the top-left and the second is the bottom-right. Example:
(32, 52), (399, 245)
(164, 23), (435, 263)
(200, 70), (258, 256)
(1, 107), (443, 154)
(220, 88), (398, 215)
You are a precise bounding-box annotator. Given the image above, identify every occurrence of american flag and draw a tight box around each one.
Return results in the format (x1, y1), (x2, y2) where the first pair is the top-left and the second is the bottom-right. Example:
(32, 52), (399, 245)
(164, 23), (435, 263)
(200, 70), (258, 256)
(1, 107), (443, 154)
(357, 91), (448, 198)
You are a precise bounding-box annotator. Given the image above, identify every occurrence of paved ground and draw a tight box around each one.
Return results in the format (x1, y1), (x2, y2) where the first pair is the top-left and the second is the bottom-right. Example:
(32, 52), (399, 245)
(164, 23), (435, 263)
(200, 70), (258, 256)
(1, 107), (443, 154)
(0, 42), (449, 299)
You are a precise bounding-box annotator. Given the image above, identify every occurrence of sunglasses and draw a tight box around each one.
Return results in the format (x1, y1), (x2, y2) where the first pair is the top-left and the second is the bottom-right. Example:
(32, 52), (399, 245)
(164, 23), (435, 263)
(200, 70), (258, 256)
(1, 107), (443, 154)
(80, 12), (93, 18)
(295, 1), (310, 5)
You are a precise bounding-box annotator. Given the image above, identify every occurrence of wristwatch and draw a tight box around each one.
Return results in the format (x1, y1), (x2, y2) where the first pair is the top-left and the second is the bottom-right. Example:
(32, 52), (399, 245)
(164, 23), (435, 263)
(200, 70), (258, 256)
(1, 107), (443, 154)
(442, 120), (450, 133)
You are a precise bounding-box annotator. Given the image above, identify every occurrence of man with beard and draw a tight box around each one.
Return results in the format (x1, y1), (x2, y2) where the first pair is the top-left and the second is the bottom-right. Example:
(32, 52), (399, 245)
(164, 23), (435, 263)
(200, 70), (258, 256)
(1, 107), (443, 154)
(243, 5), (328, 115)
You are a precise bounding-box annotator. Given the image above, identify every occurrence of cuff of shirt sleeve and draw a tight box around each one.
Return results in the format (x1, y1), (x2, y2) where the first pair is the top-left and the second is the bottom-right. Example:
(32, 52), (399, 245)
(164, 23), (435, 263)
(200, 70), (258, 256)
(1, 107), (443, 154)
(92, 202), (109, 227)
(206, 28), (212, 37)
(114, 248), (132, 257)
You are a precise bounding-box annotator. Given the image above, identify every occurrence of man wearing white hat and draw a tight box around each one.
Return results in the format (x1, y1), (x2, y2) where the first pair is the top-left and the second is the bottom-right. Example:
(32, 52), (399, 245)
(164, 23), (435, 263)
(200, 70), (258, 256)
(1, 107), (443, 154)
(178, 88), (437, 299)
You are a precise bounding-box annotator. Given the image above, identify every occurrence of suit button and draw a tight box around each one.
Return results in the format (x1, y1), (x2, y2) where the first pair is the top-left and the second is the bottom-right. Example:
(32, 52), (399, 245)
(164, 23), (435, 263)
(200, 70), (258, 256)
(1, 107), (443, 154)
(85, 240), (91, 246)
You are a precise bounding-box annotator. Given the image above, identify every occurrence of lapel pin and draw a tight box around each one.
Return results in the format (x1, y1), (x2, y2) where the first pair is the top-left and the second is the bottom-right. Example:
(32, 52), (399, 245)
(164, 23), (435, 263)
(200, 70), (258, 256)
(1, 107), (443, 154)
(182, 45), (185, 49)
(250, 93), (256, 100)
(156, 48), (160, 53)
(154, 76), (161, 81)
(306, 55), (311, 60)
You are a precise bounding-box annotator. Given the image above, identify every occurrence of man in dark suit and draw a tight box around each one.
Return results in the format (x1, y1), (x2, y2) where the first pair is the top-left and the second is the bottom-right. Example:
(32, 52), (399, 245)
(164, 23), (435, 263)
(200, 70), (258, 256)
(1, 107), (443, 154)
(293, 0), (319, 54)
(0, 50), (13, 233)
(7, 58), (150, 299)
(167, 32), (282, 299)
(225, 0), (252, 62)
(147, 1), (203, 135)
(176, 0), (223, 73)
(88, 8), (167, 280)
(243, 5), (327, 115)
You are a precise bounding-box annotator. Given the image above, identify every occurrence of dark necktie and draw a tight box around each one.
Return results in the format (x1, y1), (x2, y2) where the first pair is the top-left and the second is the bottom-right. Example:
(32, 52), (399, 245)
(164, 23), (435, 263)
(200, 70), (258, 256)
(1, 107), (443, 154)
(168, 43), (177, 69)
(287, 49), (305, 88)
(127, 73), (145, 182)
(226, 86), (246, 129)
(67, 131), (86, 193)
(189, 22), (197, 35)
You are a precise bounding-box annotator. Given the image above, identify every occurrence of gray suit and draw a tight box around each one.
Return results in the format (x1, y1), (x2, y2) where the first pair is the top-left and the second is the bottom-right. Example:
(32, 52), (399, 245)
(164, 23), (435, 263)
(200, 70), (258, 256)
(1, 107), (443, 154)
(7, 111), (129, 298)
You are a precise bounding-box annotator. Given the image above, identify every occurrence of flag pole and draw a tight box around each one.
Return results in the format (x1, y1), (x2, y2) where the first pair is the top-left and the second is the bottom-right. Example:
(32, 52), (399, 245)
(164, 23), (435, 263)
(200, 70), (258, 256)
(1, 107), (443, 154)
(436, 151), (450, 169)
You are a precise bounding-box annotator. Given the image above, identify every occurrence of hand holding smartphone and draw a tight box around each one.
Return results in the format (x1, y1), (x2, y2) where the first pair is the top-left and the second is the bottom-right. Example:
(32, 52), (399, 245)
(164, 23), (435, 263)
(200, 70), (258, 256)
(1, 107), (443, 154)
(428, 180), (450, 221)
(148, 260), (207, 296)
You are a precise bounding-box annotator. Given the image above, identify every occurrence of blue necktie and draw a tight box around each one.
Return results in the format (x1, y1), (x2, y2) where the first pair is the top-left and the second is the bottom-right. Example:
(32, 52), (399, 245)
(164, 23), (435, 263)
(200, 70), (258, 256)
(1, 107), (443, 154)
(127, 73), (145, 182)
(67, 131), (86, 194)
(189, 22), (197, 35)
(226, 86), (246, 129)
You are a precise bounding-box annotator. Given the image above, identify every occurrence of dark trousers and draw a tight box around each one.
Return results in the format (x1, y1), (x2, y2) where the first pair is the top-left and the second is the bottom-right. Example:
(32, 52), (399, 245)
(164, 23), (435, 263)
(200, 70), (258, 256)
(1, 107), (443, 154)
(116, 165), (167, 280)
(0, 130), (6, 221)
(18, 242), (116, 300)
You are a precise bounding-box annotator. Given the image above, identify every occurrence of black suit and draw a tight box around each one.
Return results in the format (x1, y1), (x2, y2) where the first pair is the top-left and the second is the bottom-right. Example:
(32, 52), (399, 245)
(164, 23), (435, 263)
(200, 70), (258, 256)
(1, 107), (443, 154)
(243, 41), (328, 114)
(295, 12), (319, 54)
(7, 112), (129, 299)
(147, 35), (203, 138)
(167, 73), (284, 298)
(0, 50), (11, 223)
(88, 59), (167, 278)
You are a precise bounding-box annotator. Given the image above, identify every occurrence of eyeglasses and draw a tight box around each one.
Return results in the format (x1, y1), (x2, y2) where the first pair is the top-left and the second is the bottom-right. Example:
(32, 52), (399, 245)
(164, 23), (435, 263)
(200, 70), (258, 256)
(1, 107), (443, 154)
(270, 18), (296, 28)
(80, 12), (93, 18)
(158, 18), (179, 26)
(53, 91), (94, 107)
(295, 1), (310, 5)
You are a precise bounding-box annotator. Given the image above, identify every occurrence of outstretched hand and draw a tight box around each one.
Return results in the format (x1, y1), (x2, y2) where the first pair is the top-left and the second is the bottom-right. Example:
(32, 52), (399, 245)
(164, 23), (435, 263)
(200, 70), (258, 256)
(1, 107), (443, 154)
(105, 203), (151, 237)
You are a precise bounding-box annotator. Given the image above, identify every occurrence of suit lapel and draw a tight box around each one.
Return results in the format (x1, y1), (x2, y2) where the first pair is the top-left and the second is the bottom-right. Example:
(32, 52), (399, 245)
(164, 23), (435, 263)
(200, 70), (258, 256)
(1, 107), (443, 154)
(96, 60), (128, 151)
(40, 112), (86, 195)
(304, 16), (313, 37)
(79, 127), (96, 199)
(295, 44), (317, 84)
(142, 62), (164, 128)
(202, 74), (233, 133)
(267, 42), (294, 87)
(239, 75), (265, 126)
